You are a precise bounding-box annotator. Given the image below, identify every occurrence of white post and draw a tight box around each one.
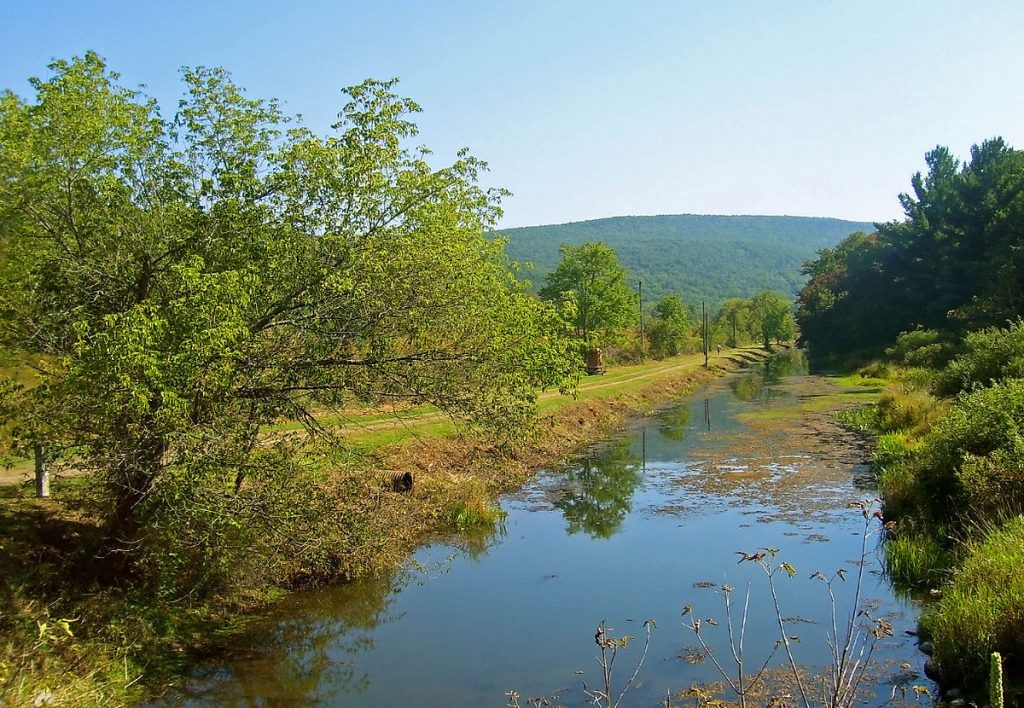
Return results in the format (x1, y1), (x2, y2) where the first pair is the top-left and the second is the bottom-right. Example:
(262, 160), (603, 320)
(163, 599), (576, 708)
(34, 443), (49, 498)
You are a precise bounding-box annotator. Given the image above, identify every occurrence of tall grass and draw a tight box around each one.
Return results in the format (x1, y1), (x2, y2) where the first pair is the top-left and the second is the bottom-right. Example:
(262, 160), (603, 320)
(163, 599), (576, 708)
(876, 387), (942, 435)
(418, 474), (507, 531)
(882, 529), (948, 588)
(923, 516), (1024, 699)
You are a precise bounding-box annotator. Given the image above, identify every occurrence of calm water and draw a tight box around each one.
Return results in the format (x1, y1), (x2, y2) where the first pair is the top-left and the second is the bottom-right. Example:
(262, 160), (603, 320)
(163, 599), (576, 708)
(158, 353), (929, 706)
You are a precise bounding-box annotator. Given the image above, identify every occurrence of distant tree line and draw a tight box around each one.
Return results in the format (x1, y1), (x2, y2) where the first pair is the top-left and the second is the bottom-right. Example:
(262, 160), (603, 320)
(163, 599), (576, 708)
(499, 214), (873, 308)
(537, 242), (795, 360)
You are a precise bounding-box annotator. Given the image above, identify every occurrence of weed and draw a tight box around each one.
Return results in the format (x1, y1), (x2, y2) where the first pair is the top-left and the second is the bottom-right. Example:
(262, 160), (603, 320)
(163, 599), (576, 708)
(584, 619), (656, 707)
(418, 473), (507, 531)
(834, 405), (878, 433)
(681, 501), (920, 708)
(872, 432), (916, 470)
(877, 388), (940, 435)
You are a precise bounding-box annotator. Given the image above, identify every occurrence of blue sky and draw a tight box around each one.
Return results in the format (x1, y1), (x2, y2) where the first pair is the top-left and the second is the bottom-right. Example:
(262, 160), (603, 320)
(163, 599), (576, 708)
(3, 1), (1023, 228)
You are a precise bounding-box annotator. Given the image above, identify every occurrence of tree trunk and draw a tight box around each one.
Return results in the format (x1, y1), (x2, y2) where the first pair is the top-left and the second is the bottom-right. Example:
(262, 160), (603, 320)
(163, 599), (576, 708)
(34, 443), (49, 498)
(103, 427), (167, 580)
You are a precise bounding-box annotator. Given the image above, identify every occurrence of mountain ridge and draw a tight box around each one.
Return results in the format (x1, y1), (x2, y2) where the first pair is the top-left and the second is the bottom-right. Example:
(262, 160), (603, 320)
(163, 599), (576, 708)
(495, 214), (876, 309)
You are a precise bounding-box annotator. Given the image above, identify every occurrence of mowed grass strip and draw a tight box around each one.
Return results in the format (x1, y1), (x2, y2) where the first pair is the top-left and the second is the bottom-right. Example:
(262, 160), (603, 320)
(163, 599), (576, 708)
(343, 348), (762, 450)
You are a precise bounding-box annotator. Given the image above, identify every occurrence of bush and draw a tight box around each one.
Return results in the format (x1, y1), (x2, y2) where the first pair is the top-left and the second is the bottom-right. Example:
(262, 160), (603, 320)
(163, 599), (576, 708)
(858, 362), (891, 379)
(914, 378), (1024, 524)
(927, 516), (1024, 694)
(877, 387), (942, 434)
(957, 437), (1024, 521)
(886, 329), (957, 369)
(938, 320), (1024, 395)
(883, 529), (949, 588)
(873, 431), (916, 469)
(878, 460), (922, 521)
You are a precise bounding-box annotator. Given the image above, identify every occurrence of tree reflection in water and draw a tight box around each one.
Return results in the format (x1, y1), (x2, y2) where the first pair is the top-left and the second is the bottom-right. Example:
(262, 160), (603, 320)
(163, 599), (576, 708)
(729, 348), (806, 401)
(657, 402), (692, 442)
(161, 515), (507, 705)
(554, 438), (643, 539)
(166, 569), (406, 704)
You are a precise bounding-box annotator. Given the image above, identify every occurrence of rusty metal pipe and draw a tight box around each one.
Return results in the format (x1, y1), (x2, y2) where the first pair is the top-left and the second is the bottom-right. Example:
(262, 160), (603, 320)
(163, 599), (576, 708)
(381, 470), (414, 492)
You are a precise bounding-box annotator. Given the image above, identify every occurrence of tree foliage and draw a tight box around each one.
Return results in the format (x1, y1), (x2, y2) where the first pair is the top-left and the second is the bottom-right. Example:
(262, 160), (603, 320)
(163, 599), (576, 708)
(797, 139), (1024, 358)
(748, 291), (795, 348)
(648, 294), (694, 357)
(715, 298), (752, 347)
(0, 53), (579, 587)
(538, 241), (637, 345)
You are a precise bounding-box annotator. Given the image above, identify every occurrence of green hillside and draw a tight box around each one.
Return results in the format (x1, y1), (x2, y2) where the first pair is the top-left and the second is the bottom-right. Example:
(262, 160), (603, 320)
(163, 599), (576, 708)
(496, 214), (876, 309)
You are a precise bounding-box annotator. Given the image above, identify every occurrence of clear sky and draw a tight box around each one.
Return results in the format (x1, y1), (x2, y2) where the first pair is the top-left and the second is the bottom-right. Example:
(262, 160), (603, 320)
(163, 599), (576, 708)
(3, 1), (1023, 228)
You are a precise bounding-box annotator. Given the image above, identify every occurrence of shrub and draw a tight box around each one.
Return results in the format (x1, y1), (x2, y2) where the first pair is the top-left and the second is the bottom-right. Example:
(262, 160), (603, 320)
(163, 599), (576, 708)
(957, 437), (1024, 520)
(886, 329), (957, 369)
(937, 319), (1024, 395)
(878, 460), (922, 521)
(898, 366), (937, 390)
(877, 387), (941, 435)
(927, 516), (1024, 695)
(873, 432), (916, 470)
(858, 362), (891, 380)
(914, 379), (1024, 523)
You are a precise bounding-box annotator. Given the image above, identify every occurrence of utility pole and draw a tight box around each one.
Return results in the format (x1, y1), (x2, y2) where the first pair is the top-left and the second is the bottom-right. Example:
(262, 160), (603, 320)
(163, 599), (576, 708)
(638, 279), (644, 356)
(702, 301), (709, 367)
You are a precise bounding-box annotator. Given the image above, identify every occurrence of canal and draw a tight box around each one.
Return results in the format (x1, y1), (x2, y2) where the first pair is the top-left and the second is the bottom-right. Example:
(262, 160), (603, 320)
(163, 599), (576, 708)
(158, 351), (930, 706)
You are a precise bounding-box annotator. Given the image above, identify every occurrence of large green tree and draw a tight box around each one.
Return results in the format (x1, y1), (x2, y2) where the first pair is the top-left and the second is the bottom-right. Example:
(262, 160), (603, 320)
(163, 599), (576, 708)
(0, 54), (578, 585)
(716, 298), (751, 347)
(748, 291), (795, 348)
(538, 241), (637, 345)
(648, 294), (693, 357)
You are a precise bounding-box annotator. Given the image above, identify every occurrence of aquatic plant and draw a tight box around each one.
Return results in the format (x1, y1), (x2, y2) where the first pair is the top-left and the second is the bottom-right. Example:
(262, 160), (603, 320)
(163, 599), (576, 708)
(681, 500), (927, 708)
(584, 619), (656, 707)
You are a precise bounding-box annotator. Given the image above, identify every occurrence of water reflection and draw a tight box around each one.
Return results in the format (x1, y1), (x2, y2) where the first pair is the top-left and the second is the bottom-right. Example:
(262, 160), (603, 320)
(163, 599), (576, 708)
(158, 349), (930, 707)
(553, 438), (642, 539)
(162, 569), (409, 704)
(657, 403), (692, 442)
(729, 348), (806, 401)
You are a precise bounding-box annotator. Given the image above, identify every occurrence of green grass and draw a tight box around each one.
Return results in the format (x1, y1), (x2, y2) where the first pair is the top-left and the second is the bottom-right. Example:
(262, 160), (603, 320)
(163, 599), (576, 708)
(883, 530), (948, 588)
(265, 404), (440, 432)
(341, 349), (762, 452)
(342, 419), (460, 453)
(831, 371), (887, 391)
(925, 516), (1024, 698)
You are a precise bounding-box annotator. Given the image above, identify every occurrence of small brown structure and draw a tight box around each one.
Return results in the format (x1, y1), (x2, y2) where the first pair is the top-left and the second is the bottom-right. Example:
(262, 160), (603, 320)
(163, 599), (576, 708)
(381, 470), (414, 492)
(586, 348), (605, 375)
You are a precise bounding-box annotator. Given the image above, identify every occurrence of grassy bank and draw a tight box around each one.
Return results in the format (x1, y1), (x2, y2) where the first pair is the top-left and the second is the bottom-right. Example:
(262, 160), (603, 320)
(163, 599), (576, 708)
(832, 337), (1024, 704)
(0, 347), (770, 706)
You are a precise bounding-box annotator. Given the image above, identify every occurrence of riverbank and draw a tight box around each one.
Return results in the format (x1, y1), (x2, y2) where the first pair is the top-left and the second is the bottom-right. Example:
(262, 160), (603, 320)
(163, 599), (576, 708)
(0, 347), (772, 706)
(150, 347), (932, 706)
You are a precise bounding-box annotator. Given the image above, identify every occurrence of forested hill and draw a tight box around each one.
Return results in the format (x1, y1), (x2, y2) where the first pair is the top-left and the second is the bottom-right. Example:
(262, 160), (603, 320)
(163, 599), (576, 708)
(496, 214), (876, 307)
